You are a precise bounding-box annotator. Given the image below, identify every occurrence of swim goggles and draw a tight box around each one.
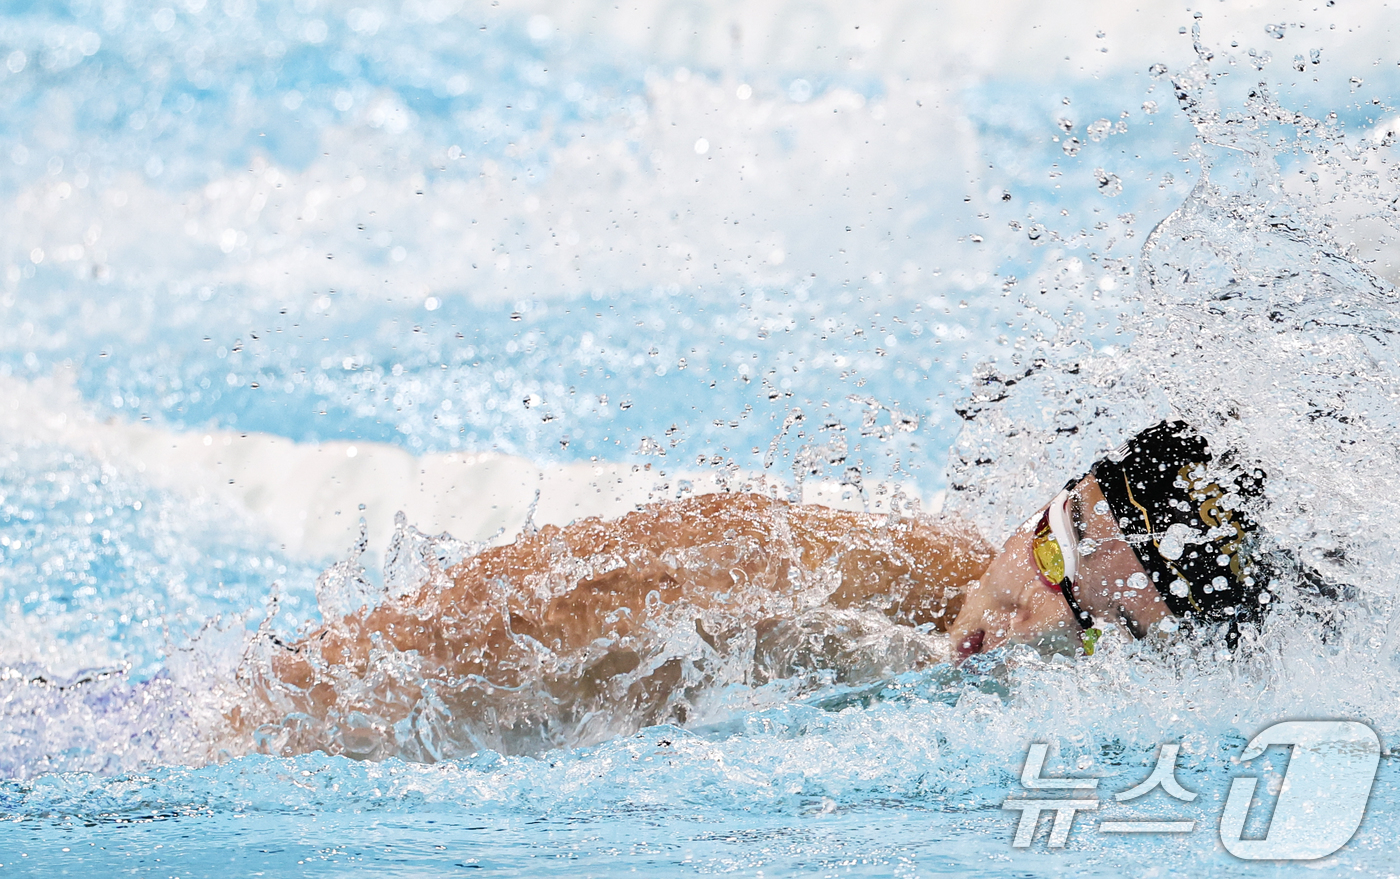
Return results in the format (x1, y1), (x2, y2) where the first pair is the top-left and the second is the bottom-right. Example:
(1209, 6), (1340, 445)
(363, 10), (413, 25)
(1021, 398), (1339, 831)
(1030, 488), (1101, 652)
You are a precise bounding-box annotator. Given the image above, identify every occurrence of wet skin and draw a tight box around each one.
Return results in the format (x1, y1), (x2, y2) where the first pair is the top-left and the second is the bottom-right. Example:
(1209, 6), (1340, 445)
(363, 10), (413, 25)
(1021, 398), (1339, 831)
(238, 482), (1173, 757)
(238, 493), (996, 754)
(946, 474), (1173, 661)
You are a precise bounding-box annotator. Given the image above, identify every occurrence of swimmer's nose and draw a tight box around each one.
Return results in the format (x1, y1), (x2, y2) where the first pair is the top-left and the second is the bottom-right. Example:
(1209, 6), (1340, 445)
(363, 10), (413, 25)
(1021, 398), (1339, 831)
(955, 629), (985, 663)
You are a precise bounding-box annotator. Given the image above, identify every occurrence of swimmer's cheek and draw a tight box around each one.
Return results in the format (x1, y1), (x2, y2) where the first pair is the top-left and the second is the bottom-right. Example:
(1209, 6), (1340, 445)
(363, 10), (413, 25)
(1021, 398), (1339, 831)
(972, 597), (1076, 657)
(1022, 626), (1084, 658)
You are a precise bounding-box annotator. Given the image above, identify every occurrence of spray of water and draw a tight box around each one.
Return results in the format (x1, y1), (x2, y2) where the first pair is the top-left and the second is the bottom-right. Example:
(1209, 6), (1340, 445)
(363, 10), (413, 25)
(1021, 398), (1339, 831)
(940, 41), (1400, 757)
(6, 13), (1400, 807)
(227, 493), (985, 759)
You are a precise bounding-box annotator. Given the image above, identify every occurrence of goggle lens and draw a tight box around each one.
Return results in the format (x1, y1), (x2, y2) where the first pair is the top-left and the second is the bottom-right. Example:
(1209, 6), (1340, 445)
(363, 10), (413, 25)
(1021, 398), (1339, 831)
(1031, 511), (1067, 587)
(1028, 489), (1099, 647)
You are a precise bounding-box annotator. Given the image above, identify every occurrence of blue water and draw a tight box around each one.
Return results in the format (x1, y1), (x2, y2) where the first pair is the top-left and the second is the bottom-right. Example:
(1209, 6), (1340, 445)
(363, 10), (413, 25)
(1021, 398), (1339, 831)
(5, 0), (1400, 875)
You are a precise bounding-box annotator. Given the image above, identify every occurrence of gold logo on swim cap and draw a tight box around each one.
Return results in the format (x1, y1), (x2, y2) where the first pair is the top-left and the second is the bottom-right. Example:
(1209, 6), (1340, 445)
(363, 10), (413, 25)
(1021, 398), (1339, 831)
(1181, 465), (1247, 578)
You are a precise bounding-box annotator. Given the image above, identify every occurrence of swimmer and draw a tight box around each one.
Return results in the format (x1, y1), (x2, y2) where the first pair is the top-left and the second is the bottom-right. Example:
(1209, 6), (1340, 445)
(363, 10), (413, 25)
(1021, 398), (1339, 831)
(944, 420), (1277, 662)
(234, 420), (1298, 757)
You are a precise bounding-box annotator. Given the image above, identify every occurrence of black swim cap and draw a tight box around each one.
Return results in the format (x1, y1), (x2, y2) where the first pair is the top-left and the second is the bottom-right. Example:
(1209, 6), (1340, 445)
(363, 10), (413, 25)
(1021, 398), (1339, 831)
(1090, 421), (1266, 633)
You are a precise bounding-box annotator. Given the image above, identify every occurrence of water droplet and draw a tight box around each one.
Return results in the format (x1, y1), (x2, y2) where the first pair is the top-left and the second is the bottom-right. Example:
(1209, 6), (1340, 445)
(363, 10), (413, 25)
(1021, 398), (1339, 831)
(526, 14), (553, 42)
(1093, 168), (1122, 197)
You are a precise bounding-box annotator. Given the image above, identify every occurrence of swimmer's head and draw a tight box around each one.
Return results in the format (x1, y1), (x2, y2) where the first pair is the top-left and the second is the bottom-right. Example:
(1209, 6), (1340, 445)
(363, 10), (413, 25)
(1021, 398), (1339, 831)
(948, 420), (1266, 662)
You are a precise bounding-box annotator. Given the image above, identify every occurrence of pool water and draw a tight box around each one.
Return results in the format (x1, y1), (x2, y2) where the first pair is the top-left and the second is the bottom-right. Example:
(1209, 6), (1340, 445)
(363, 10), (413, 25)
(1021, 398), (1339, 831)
(4, 0), (1400, 875)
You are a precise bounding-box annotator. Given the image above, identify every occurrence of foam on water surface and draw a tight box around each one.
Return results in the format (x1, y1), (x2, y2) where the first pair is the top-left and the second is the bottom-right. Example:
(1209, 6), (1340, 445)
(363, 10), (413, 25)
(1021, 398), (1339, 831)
(4, 0), (1400, 875)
